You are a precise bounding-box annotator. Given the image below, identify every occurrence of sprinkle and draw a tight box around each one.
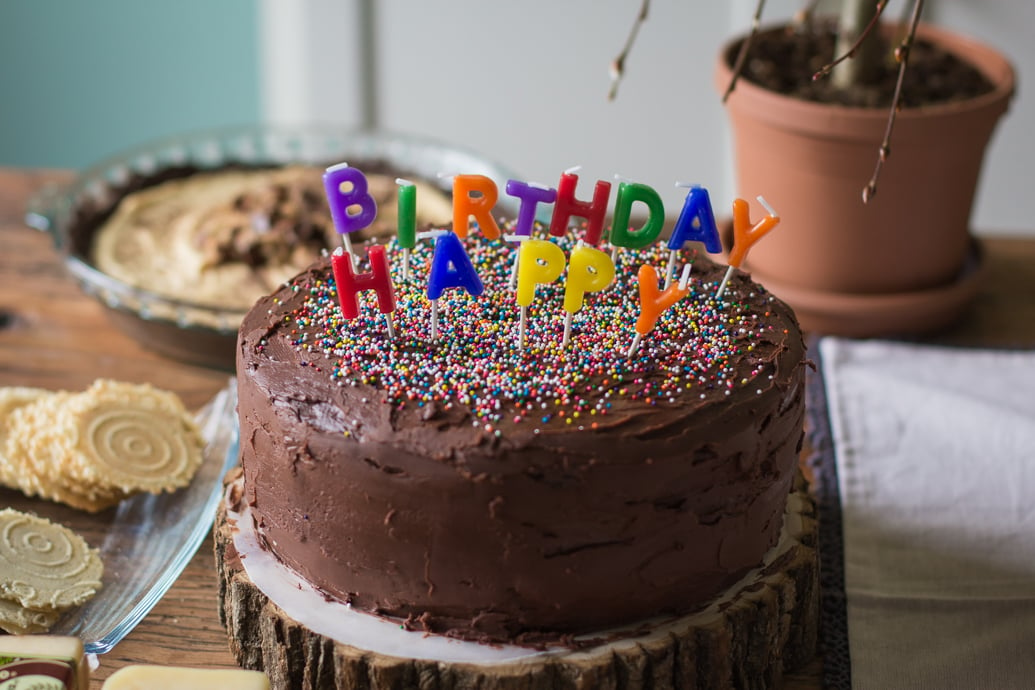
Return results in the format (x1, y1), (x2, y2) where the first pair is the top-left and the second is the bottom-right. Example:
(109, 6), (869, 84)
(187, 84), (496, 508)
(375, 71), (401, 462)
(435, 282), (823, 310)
(271, 230), (783, 426)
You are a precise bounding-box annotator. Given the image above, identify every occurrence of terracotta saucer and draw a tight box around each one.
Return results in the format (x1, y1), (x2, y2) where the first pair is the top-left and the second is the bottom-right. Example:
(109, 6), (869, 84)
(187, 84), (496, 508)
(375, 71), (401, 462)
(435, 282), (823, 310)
(744, 239), (987, 338)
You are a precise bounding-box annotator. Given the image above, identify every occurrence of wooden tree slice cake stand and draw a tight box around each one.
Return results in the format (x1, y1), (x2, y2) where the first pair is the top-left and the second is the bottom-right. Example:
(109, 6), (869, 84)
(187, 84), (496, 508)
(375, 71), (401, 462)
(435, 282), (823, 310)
(215, 470), (818, 690)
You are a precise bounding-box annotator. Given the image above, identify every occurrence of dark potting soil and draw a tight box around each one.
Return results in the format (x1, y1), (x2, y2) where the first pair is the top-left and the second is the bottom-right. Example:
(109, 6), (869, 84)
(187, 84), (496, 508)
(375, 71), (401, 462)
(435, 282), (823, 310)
(728, 22), (996, 108)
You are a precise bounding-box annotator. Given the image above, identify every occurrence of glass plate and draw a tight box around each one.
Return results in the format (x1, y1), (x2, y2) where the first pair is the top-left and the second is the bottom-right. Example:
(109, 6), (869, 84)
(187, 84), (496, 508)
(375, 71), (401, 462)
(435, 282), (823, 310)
(1, 381), (238, 654)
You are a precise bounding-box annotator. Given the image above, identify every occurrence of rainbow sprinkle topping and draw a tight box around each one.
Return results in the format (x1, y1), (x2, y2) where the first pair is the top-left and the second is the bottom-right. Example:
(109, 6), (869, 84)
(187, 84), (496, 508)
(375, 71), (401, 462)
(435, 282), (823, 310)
(262, 229), (786, 428)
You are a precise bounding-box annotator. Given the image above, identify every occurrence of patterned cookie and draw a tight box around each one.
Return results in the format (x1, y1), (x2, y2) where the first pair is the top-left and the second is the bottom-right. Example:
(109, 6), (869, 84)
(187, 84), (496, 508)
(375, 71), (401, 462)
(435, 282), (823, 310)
(0, 508), (103, 611)
(1, 380), (205, 512)
(0, 387), (54, 488)
(0, 597), (62, 634)
(57, 380), (205, 495)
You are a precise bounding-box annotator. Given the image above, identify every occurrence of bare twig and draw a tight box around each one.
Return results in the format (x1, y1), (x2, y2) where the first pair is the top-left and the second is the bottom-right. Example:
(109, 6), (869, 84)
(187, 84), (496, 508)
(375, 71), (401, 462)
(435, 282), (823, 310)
(862, 0), (925, 203)
(608, 0), (651, 101)
(812, 0), (890, 82)
(722, 0), (769, 104)
(792, 0), (824, 30)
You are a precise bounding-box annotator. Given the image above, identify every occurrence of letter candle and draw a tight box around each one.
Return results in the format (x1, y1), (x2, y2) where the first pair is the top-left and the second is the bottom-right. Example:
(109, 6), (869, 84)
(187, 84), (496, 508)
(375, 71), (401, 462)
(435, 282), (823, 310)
(395, 178), (417, 281)
(562, 242), (615, 348)
(504, 180), (556, 290)
(453, 174), (502, 240)
(427, 231), (484, 341)
(323, 163), (378, 270)
(627, 263), (692, 358)
(715, 196), (780, 300)
(609, 178), (665, 263)
(515, 239), (566, 349)
(331, 245), (397, 339)
(549, 166), (611, 246)
(665, 184), (721, 288)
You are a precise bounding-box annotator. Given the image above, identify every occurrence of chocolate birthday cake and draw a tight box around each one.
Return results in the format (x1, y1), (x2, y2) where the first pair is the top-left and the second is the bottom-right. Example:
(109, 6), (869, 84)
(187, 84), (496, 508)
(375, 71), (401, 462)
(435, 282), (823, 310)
(234, 220), (807, 645)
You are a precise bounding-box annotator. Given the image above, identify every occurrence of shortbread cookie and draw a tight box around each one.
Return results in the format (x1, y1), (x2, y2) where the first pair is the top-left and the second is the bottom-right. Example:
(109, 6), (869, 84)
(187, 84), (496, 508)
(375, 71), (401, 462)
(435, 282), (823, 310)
(0, 597), (62, 634)
(1, 380), (205, 511)
(57, 380), (204, 495)
(0, 387), (53, 488)
(0, 508), (103, 611)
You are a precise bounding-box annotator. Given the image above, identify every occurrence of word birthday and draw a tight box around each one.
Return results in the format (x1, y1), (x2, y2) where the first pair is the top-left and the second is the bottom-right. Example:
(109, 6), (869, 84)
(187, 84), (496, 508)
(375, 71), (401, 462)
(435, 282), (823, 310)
(322, 163), (780, 354)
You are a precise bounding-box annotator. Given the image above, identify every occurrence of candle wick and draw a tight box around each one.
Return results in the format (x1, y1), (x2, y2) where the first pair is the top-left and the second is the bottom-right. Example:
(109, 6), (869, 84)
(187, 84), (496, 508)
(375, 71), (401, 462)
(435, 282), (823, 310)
(664, 250), (677, 289)
(678, 263), (693, 290)
(518, 306), (527, 349)
(756, 195), (778, 218)
(626, 333), (642, 358)
(716, 265), (736, 300)
(563, 165), (582, 175)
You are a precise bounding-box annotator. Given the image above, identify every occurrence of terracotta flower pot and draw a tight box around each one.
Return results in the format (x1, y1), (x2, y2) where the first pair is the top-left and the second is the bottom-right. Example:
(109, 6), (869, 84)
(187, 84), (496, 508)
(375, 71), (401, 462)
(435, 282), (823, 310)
(715, 23), (1015, 336)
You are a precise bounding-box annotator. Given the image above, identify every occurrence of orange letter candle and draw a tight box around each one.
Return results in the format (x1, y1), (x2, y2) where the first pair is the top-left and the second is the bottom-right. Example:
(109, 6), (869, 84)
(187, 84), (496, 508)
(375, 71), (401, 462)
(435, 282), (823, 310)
(453, 174), (501, 240)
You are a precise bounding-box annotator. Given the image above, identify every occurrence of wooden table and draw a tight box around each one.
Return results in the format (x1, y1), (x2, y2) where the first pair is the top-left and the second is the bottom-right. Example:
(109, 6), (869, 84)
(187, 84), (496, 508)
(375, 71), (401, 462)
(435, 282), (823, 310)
(2, 167), (1034, 689)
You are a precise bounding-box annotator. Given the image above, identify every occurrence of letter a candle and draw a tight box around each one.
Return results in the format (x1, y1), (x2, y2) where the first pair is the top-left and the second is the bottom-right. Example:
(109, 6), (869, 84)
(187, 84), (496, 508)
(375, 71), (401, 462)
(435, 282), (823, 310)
(427, 231), (485, 341)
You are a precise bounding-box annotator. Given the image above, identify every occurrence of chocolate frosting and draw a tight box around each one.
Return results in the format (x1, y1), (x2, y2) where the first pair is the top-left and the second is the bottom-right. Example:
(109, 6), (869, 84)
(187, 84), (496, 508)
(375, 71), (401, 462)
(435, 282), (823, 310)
(237, 235), (806, 645)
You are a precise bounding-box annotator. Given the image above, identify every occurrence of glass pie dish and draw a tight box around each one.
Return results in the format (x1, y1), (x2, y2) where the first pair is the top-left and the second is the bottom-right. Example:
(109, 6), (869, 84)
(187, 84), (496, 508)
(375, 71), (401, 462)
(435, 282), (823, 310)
(25, 125), (521, 370)
(1, 382), (238, 654)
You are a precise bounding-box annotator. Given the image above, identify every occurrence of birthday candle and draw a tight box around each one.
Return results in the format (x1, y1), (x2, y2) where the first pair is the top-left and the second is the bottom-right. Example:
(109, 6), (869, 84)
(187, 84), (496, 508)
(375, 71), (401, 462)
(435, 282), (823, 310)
(453, 174), (501, 240)
(396, 178), (417, 281)
(505, 180), (557, 237)
(609, 180), (665, 250)
(562, 243), (615, 347)
(549, 168), (611, 246)
(427, 231), (485, 340)
(324, 163), (378, 270)
(627, 263), (691, 358)
(515, 239), (566, 349)
(331, 244), (397, 338)
(716, 196), (780, 299)
(665, 184), (721, 287)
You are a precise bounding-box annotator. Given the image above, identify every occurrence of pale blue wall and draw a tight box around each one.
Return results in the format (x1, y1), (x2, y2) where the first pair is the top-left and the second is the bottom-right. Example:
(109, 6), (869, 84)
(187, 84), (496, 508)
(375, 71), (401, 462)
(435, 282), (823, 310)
(0, 1), (261, 168)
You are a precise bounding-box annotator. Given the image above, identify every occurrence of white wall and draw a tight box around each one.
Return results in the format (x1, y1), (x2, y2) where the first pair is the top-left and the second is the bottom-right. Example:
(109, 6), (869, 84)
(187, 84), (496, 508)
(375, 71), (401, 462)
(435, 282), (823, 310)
(259, 0), (1031, 235)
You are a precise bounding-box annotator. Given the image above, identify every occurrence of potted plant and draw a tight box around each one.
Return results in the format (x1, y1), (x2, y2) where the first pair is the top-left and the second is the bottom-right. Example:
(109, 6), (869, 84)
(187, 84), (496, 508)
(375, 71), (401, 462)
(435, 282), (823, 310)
(612, 0), (1015, 336)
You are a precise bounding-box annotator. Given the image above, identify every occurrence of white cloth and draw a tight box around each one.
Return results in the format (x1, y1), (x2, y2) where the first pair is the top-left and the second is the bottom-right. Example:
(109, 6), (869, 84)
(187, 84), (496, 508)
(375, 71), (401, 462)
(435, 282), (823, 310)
(820, 337), (1035, 690)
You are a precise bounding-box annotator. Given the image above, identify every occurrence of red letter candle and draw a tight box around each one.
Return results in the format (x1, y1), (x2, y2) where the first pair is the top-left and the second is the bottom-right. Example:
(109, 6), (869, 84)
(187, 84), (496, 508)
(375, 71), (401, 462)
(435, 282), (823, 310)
(332, 245), (397, 338)
(453, 174), (501, 240)
(549, 170), (611, 246)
